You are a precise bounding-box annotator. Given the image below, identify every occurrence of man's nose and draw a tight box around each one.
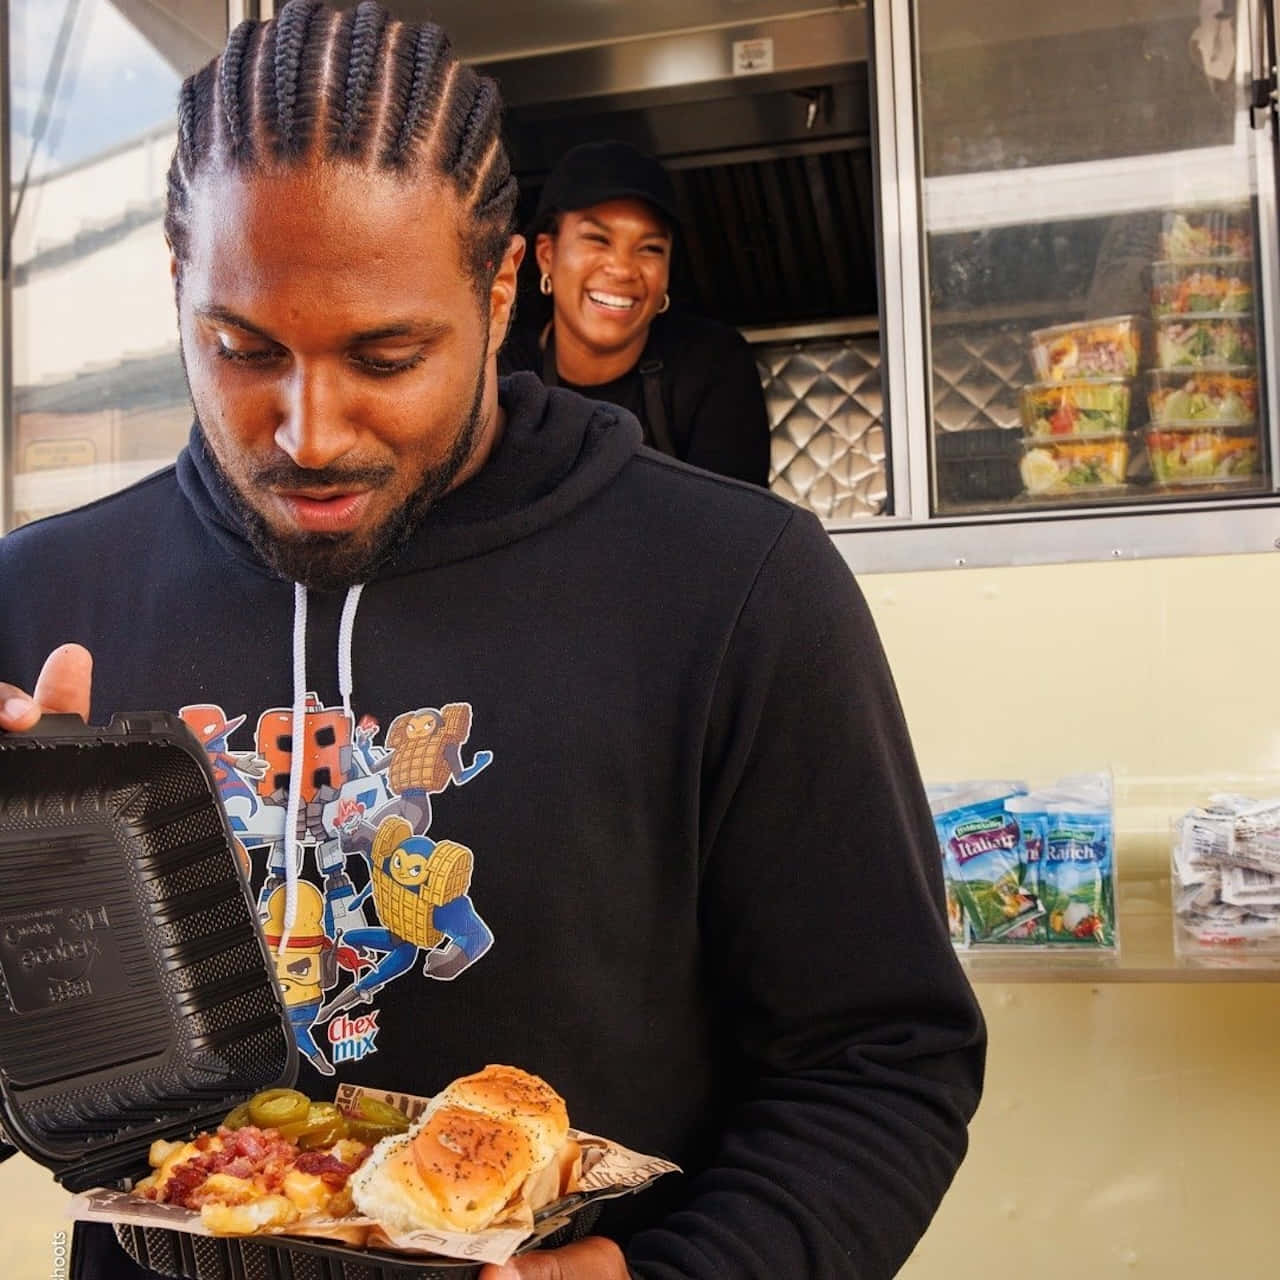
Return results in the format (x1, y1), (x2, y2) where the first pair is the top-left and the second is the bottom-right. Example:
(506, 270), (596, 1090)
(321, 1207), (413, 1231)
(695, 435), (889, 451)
(274, 362), (358, 469)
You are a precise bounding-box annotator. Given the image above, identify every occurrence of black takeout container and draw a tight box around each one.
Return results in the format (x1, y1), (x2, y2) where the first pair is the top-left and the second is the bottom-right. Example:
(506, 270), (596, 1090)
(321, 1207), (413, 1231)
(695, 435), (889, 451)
(0, 712), (594, 1278)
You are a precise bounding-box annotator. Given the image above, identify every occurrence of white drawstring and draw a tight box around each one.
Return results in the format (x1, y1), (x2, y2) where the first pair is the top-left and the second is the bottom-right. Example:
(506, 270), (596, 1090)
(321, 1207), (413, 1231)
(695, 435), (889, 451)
(278, 582), (366, 953)
(278, 583), (309, 955)
(338, 583), (365, 720)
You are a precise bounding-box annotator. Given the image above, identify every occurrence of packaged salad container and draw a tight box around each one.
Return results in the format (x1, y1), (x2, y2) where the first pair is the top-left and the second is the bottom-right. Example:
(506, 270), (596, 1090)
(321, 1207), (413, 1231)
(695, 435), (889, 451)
(1019, 435), (1130, 495)
(1019, 379), (1131, 439)
(1028, 315), (1141, 380)
(1151, 258), (1253, 316)
(1159, 205), (1252, 261)
(1154, 315), (1256, 368)
(0, 715), (617, 1280)
(1145, 424), (1262, 485)
(1146, 368), (1258, 425)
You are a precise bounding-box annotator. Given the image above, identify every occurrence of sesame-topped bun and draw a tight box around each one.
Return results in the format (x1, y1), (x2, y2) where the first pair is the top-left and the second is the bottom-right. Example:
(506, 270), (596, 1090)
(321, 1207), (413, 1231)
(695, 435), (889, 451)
(350, 1065), (582, 1236)
(350, 1105), (534, 1234)
(433, 1065), (569, 1168)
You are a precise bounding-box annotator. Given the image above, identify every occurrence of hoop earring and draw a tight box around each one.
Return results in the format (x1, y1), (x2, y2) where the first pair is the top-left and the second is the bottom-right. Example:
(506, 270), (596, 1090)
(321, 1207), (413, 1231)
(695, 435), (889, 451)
(658, 293), (670, 314)
(540, 272), (553, 296)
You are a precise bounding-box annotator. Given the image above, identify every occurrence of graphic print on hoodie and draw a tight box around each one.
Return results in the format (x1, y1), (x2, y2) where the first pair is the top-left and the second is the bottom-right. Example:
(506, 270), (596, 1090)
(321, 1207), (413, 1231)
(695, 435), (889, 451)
(178, 694), (494, 1077)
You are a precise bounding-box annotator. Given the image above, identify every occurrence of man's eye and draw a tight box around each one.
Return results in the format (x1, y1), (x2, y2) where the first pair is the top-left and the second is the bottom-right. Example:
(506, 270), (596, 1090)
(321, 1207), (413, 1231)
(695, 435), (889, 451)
(214, 336), (278, 363)
(352, 350), (425, 375)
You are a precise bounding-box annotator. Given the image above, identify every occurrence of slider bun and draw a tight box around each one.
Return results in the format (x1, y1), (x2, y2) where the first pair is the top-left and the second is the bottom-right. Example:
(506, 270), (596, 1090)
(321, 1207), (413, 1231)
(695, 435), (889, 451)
(351, 1105), (534, 1234)
(433, 1065), (569, 1169)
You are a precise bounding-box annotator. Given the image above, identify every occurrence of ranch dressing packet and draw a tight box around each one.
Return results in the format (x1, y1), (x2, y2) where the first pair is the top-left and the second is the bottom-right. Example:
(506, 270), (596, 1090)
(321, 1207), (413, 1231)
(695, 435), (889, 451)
(1010, 786), (1116, 946)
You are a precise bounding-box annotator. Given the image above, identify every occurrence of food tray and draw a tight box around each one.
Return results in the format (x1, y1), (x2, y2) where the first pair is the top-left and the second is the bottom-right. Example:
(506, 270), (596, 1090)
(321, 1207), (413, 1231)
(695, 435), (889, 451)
(1154, 315), (1256, 369)
(113, 1203), (602, 1280)
(0, 715), (620, 1279)
(1144, 424), (1262, 485)
(1146, 368), (1258, 426)
(1019, 435), (1131, 495)
(1159, 205), (1252, 262)
(1028, 315), (1141, 381)
(1019, 379), (1131, 439)
(1151, 258), (1253, 317)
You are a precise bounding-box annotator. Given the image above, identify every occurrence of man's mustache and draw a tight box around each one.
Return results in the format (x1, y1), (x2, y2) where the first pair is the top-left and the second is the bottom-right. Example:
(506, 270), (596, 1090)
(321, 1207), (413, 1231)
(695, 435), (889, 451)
(251, 461), (396, 488)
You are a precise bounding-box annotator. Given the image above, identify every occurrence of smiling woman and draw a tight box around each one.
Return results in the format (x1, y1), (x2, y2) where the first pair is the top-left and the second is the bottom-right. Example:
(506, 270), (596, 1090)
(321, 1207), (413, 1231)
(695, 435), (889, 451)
(499, 140), (771, 486)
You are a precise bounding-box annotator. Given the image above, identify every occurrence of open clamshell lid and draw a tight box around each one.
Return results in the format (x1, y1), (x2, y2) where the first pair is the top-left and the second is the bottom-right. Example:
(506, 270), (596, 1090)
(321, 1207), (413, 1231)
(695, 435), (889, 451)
(0, 712), (296, 1191)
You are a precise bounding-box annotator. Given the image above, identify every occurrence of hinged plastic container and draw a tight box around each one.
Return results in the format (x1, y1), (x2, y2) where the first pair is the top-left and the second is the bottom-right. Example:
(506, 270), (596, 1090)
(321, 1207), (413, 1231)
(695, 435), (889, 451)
(0, 713), (596, 1277)
(0, 712), (297, 1193)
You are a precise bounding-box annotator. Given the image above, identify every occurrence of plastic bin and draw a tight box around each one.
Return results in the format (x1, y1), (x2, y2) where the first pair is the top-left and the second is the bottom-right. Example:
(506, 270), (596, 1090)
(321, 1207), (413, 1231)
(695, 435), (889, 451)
(1019, 435), (1131, 494)
(1019, 379), (1131, 439)
(1154, 315), (1256, 368)
(1151, 258), (1253, 317)
(1029, 315), (1142, 381)
(1146, 368), (1258, 425)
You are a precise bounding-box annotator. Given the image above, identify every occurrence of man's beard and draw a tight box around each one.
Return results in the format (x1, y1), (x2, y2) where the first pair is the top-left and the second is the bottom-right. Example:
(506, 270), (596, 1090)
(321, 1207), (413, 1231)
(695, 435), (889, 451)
(196, 363), (489, 592)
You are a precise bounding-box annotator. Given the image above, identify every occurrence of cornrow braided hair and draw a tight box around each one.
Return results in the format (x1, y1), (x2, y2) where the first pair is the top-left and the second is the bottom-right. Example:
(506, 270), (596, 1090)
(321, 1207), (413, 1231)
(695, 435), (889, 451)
(164, 0), (517, 295)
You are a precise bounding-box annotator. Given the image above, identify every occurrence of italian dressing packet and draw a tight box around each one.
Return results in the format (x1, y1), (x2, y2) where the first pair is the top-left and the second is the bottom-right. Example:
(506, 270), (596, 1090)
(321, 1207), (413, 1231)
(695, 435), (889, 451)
(934, 787), (1039, 943)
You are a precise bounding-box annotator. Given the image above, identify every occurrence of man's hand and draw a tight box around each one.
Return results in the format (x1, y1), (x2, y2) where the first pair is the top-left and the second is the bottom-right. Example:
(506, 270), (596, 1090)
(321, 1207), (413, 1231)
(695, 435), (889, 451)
(479, 1236), (629, 1280)
(0, 644), (93, 730)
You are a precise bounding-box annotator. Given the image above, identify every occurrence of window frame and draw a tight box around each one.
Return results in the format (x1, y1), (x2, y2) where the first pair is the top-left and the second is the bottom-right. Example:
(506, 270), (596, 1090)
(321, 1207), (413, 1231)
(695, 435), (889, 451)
(842, 0), (1280, 573)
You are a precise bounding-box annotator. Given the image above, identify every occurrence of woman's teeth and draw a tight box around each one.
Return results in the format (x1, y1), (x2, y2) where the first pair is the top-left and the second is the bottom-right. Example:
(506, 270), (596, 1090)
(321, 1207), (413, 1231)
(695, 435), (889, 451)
(587, 291), (637, 311)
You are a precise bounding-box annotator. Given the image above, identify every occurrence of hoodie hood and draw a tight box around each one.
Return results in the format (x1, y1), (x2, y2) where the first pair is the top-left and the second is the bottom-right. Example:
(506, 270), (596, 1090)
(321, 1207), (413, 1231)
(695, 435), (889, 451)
(175, 372), (643, 581)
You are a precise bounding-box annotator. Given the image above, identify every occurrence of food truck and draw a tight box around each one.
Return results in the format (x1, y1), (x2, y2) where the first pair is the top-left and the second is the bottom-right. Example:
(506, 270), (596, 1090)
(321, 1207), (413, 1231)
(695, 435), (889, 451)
(2, 1), (1278, 1275)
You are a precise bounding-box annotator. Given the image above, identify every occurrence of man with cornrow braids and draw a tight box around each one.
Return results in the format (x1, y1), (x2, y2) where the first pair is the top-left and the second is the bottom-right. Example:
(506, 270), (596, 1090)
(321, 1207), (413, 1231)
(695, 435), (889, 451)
(0, 4), (984, 1278)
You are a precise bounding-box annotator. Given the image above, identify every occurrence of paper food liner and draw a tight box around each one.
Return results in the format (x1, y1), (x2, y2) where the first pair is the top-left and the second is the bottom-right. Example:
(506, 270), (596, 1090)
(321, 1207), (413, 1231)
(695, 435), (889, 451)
(69, 1082), (680, 1267)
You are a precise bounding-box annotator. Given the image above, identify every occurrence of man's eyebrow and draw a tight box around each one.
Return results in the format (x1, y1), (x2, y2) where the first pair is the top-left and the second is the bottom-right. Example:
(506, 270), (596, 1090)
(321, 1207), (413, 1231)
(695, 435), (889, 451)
(194, 307), (450, 345)
(196, 305), (279, 342)
(349, 319), (451, 343)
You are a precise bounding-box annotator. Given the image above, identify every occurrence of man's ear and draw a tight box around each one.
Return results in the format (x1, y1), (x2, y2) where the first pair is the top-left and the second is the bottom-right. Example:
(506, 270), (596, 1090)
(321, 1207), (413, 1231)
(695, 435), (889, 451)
(488, 233), (525, 349)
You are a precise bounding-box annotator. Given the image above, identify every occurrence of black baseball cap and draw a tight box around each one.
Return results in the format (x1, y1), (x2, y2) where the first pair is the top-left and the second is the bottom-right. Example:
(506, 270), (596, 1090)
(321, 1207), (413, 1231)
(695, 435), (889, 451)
(533, 141), (680, 232)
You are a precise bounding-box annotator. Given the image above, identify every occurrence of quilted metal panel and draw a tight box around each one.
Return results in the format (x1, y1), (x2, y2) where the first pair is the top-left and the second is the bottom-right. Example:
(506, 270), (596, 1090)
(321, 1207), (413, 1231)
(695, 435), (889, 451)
(757, 336), (888, 521)
(930, 323), (1033, 433)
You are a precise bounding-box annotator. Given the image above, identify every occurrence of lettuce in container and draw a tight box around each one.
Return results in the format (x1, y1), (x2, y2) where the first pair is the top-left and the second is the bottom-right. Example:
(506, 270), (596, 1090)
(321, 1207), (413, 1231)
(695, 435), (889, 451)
(1146, 369), (1257, 425)
(1160, 206), (1252, 261)
(1020, 380), (1131, 439)
(1151, 259), (1253, 316)
(1154, 316), (1256, 369)
(1145, 426), (1260, 484)
(1020, 436), (1130, 494)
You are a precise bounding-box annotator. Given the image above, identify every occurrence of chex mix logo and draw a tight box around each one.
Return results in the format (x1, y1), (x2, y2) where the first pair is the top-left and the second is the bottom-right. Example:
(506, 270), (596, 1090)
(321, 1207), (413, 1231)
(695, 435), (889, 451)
(328, 1010), (380, 1064)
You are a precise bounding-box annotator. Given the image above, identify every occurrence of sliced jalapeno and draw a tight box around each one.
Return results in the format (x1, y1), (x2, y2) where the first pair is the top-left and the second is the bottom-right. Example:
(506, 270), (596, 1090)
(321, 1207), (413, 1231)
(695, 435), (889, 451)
(247, 1087), (310, 1130)
(221, 1102), (252, 1131)
(343, 1095), (410, 1145)
(294, 1102), (349, 1149)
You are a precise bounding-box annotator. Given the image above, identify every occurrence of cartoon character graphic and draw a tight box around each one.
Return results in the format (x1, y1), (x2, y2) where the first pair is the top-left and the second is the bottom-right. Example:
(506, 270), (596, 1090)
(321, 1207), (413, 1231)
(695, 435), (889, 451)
(180, 693), (496, 1064)
(317, 815), (493, 1021)
(350, 703), (492, 839)
(253, 694), (385, 945)
(262, 881), (338, 1076)
(179, 704), (268, 819)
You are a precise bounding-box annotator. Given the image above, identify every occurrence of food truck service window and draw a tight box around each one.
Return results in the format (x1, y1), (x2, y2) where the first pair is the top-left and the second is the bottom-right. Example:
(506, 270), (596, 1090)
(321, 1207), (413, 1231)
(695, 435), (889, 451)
(4, 1), (1278, 573)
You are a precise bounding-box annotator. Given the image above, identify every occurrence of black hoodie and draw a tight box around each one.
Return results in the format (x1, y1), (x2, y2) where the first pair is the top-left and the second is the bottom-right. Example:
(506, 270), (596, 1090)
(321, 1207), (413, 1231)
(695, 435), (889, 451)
(1, 373), (984, 1278)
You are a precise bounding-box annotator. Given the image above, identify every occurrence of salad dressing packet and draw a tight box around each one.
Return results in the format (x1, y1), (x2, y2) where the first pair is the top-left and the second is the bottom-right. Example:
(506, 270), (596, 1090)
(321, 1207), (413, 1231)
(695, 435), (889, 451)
(1031, 807), (1115, 945)
(934, 793), (1040, 943)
